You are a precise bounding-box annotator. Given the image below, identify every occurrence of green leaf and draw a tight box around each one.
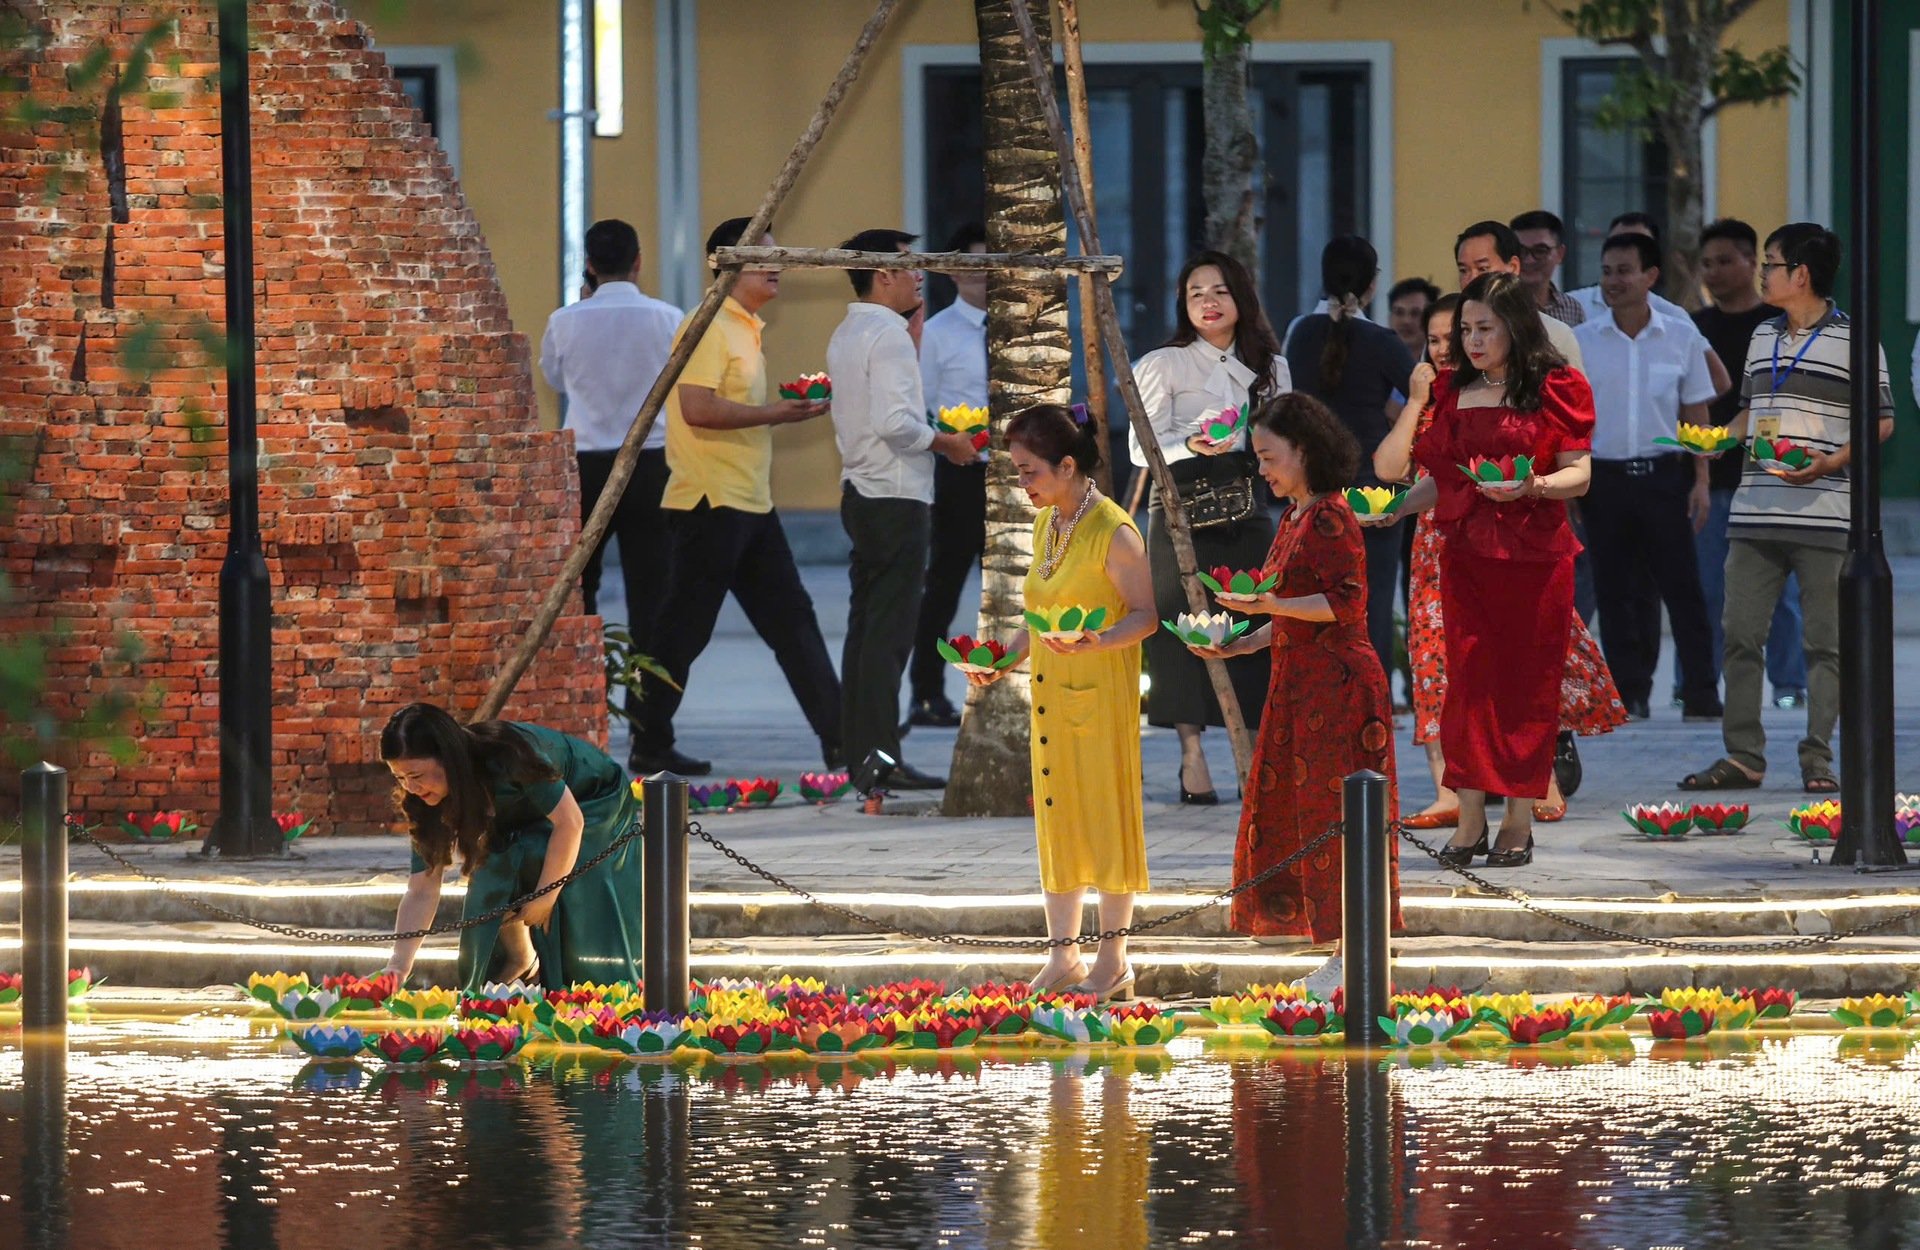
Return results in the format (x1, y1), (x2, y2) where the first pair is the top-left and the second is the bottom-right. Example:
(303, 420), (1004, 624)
(1196, 571), (1225, 595)
(1024, 609), (1051, 633)
(1058, 605), (1085, 632)
(935, 639), (963, 664)
(1083, 607), (1107, 632)
(1229, 571), (1258, 595)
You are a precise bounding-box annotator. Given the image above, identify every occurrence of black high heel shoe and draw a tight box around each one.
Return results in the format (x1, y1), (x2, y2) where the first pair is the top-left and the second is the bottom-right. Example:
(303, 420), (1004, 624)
(1485, 835), (1535, 868)
(1178, 766), (1219, 806)
(1437, 826), (1489, 868)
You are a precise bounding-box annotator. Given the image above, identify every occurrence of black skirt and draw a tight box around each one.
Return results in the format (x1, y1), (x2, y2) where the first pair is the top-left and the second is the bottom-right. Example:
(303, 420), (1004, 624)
(1143, 460), (1273, 730)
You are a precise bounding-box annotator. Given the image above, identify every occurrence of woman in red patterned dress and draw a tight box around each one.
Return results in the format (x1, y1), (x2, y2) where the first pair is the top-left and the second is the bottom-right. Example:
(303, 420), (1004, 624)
(1186, 393), (1401, 991)
(1375, 296), (1625, 830)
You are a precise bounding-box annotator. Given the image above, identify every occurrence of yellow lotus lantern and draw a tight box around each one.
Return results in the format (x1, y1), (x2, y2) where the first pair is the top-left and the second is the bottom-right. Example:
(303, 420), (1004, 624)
(936, 405), (991, 451)
(1655, 422), (1740, 456)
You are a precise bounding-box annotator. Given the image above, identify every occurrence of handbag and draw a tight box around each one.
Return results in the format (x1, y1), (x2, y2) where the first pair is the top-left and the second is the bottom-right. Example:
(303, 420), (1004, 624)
(1170, 452), (1258, 531)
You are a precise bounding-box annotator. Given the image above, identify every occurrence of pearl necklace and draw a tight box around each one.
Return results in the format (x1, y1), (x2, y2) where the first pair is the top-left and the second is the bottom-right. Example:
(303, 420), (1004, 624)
(1038, 482), (1098, 580)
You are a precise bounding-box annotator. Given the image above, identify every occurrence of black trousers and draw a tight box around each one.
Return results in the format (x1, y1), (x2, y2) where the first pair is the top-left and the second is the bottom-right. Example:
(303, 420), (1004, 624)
(1582, 457), (1718, 708)
(840, 485), (931, 768)
(630, 501), (841, 756)
(1359, 521), (1401, 687)
(908, 460), (987, 705)
(578, 449), (671, 721)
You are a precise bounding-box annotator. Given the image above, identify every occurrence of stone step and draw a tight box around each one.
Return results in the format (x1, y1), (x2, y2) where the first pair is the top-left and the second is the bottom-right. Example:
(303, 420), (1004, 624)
(7, 919), (1919, 998)
(7, 879), (1920, 944)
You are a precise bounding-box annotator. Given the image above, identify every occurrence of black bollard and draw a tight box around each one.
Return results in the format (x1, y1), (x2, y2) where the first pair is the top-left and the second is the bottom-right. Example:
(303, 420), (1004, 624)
(1341, 770), (1391, 1049)
(21, 762), (70, 1037)
(642, 773), (690, 1014)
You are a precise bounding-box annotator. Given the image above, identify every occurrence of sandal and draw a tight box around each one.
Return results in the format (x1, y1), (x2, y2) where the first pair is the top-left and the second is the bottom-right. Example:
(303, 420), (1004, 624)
(1531, 798), (1567, 823)
(1678, 759), (1762, 791)
(1403, 807), (1460, 829)
(1802, 769), (1839, 794)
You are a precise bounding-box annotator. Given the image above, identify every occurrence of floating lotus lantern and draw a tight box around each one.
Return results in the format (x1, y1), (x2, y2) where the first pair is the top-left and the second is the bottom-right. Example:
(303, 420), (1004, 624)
(0, 972), (19, 1006)
(363, 1029), (446, 1067)
(66, 968), (94, 1000)
(778, 371), (832, 402)
(797, 1016), (886, 1056)
(1623, 801), (1694, 840)
(1564, 995), (1639, 1033)
(1195, 404), (1248, 447)
(1736, 986), (1797, 1021)
(460, 994), (516, 1021)
(1646, 1007), (1717, 1040)
(964, 1001), (1033, 1039)
(1200, 986), (1304, 1027)
(906, 1010), (984, 1051)
(1344, 486), (1408, 520)
(1160, 611), (1252, 649)
(268, 986), (344, 1022)
(1688, 802), (1751, 836)
(688, 1020), (795, 1058)
(380, 988), (455, 1020)
(244, 971), (311, 1006)
(1259, 1000), (1343, 1040)
(724, 777), (782, 808)
(601, 1013), (694, 1056)
(1458, 453), (1534, 485)
(118, 810), (199, 842)
(1750, 435), (1813, 472)
(936, 404), (991, 452)
(1897, 794), (1920, 846)
(289, 1024), (366, 1060)
(1786, 801), (1842, 843)
(799, 772), (854, 803)
(444, 1023), (528, 1065)
(273, 811), (314, 842)
(1023, 604), (1109, 640)
(478, 978), (544, 1003)
(1197, 566), (1279, 601)
(322, 972), (399, 1013)
(1467, 992), (1534, 1023)
(1029, 1005), (1101, 1044)
(1831, 994), (1912, 1029)
(1491, 1008), (1574, 1046)
(935, 634), (1018, 675)
(1390, 987), (1470, 1017)
(1101, 1005), (1184, 1048)
(1378, 1007), (1474, 1048)
(1654, 422), (1741, 456)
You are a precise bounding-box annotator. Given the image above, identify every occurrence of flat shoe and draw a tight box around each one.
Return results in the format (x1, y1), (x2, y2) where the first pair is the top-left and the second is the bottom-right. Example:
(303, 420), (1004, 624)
(1531, 799), (1567, 823)
(1403, 808), (1459, 829)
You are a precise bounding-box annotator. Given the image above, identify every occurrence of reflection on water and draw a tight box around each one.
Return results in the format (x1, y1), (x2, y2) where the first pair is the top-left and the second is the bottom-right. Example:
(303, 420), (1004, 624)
(1, 1019), (1917, 1249)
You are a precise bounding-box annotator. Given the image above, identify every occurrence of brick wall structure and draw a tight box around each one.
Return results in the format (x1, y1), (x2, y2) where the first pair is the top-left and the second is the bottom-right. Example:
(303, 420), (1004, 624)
(0, 2), (606, 834)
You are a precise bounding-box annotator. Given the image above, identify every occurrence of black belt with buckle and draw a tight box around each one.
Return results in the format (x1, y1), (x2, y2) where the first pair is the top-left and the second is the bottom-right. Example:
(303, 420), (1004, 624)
(1599, 455), (1677, 478)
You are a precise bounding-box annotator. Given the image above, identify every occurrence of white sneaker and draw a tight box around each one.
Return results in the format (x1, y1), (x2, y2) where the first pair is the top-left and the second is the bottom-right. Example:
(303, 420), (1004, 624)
(1293, 954), (1344, 999)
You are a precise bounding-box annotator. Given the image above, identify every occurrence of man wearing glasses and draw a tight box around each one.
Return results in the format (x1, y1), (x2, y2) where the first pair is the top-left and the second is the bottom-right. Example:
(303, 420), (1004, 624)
(1510, 210), (1587, 328)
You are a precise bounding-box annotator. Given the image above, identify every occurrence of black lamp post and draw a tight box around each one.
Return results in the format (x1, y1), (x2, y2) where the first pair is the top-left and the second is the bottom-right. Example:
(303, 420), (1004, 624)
(203, 0), (280, 859)
(1833, 0), (1905, 868)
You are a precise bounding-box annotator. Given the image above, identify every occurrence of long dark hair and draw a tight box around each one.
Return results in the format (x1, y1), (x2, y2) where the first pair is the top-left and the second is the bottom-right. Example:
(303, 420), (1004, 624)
(1165, 250), (1284, 407)
(1315, 235), (1378, 394)
(1450, 272), (1565, 410)
(380, 703), (561, 872)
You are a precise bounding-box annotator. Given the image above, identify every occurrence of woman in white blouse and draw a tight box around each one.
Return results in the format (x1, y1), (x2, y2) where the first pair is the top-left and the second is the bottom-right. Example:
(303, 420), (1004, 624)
(1130, 251), (1291, 803)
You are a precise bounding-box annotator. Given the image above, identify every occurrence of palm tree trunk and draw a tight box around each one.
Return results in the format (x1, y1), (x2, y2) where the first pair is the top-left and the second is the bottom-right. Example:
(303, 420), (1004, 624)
(943, 0), (1070, 817)
(1200, 4), (1264, 270)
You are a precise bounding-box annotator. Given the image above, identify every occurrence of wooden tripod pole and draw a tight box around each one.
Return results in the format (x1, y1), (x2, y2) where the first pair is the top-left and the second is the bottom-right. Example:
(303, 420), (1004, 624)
(1006, 0), (1254, 784)
(475, 0), (907, 723)
(1058, 0), (1110, 498)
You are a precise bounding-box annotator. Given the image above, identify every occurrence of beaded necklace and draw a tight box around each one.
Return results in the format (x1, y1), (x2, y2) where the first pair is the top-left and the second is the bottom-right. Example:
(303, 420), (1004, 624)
(1037, 481), (1098, 580)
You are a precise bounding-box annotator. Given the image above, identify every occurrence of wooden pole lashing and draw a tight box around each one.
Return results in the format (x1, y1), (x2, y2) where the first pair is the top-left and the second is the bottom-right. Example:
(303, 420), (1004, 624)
(712, 245), (1124, 274)
(1057, 0), (1111, 497)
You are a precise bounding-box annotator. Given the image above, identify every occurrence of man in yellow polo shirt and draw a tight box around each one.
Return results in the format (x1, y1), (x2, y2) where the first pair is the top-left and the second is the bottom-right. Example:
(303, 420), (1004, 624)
(628, 217), (841, 776)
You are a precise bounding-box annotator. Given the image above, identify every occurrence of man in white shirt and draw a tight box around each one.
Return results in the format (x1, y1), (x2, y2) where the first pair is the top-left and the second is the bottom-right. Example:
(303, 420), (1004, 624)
(1454, 220), (1587, 371)
(1572, 232), (1723, 722)
(538, 218), (684, 716)
(827, 229), (978, 789)
(1567, 211), (1691, 324)
(908, 223), (990, 728)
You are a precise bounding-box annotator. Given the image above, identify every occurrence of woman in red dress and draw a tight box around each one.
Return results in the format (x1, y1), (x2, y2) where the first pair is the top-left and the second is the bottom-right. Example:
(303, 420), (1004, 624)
(1406, 272), (1596, 867)
(1186, 393), (1401, 990)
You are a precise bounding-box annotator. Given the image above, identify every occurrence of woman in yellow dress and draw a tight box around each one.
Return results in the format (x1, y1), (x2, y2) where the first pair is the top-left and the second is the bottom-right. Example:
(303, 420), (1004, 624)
(967, 403), (1156, 1001)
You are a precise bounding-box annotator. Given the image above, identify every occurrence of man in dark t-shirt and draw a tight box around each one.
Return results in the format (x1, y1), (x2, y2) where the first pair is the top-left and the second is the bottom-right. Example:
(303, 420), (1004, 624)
(1688, 218), (1806, 705)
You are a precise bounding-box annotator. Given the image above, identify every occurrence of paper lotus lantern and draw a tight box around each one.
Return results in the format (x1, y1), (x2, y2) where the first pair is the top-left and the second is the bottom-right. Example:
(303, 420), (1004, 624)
(936, 404), (991, 451)
(1467, 992), (1534, 1022)
(777, 371), (832, 402)
(1024, 604), (1109, 639)
(273, 811), (315, 842)
(604, 1014), (695, 1056)
(1831, 995), (1912, 1029)
(1655, 422), (1740, 456)
(322, 972), (399, 1013)
(1786, 801), (1843, 843)
(799, 772), (854, 803)
(688, 783), (732, 814)
(478, 978), (544, 1003)
(968, 1002), (1033, 1039)
(1647, 1007), (1717, 1040)
(1622, 802), (1693, 840)
(1197, 566), (1279, 599)
(364, 1029), (446, 1066)
(936, 634), (1018, 674)
(1259, 1001), (1343, 1039)
(66, 968), (95, 1000)
(271, 987), (344, 1022)
(906, 1011), (984, 1051)
(1459, 453), (1534, 483)
(288, 1024), (365, 1059)
(1029, 1005), (1101, 1044)
(1344, 486), (1407, 517)
(1378, 1007), (1474, 1047)
(725, 777), (781, 808)
(385, 988), (456, 1020)
(1199, 986), (1304, 1027)
(796, 1017), (885, 1055)
(1688, 802), (1751, 836)
(1160, 611), (1252, 649)
(1101, 1008), (1183, 1048)
(119, 810), (198, 841)
(1492, 1008), (1573, 1046)
(1750, 435), (1813, 472)
(1563, 995), (1638, 1033)
(444, 1024), (528, 1065)
(1897, 794), (1920, 846)
(689, 1021), (791, 1057)
(1736, 987), (1797, 1020)
(0, 972), (19, 1006)
(1196, 404), (1248, 446)
(244, 971), (310, 1005)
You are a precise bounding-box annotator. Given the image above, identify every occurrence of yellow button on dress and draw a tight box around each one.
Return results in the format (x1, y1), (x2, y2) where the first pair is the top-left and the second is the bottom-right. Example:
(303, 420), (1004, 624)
(1024, 496), (1148, 895)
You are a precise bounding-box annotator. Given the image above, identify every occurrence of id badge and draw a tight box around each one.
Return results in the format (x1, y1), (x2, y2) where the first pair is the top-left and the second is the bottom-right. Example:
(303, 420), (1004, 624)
(1752, 408), (1783, 443)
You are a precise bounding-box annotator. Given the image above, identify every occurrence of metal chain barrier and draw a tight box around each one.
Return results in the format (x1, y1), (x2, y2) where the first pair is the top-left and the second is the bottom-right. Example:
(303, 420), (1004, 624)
(63, 817), (646, 945)
(688, 818), (1343, 949)
(1397, 822), (1920, 953)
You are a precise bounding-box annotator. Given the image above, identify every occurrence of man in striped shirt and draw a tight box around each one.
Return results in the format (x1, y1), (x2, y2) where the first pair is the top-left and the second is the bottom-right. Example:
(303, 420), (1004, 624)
(1679, 223), (1895, 795)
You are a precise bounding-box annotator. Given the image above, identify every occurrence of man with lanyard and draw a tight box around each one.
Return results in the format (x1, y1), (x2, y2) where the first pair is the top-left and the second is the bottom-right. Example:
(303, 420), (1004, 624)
(1679, 223), (1895, 796)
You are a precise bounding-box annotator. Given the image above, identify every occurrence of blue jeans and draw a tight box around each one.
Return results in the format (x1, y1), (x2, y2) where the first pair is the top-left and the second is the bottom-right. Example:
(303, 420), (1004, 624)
(1691, 489), (1807, 692)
